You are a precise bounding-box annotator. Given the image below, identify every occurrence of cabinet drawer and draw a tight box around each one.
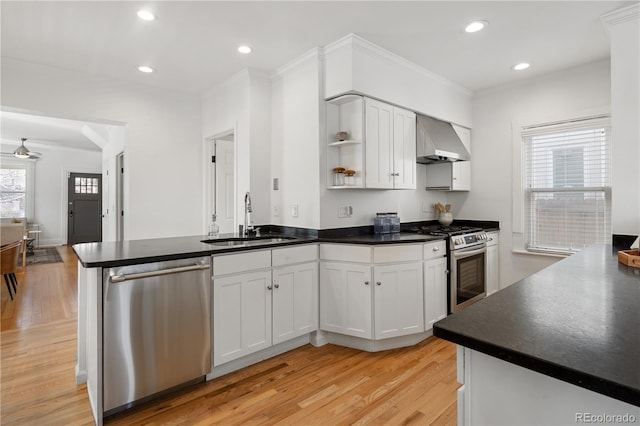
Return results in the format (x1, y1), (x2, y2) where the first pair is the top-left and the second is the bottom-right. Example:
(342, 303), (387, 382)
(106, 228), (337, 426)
(373, 244), (422, 263)
(424, 240), (447, 260)
(320, 244), (371, 263)
(213, 250), (271, 276)
(272, 244), (318, 266)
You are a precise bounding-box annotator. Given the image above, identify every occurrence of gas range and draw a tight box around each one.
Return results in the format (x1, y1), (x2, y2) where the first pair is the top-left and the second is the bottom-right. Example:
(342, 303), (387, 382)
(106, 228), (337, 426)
(407, 225), (488, 250)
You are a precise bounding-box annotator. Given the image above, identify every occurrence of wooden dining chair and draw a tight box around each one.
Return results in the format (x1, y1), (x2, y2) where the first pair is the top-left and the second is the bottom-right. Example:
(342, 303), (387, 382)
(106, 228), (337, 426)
(1, 241), (22, 300)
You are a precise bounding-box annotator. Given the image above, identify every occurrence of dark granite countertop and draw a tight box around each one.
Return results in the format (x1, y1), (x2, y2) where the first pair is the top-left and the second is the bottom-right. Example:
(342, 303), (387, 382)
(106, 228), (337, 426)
(73, 220), (497, 268)
(72, 234), (316, 268)
(434, 243), (640, 406)
(318, 232), (445, 245)
(72, 232), (448, 268)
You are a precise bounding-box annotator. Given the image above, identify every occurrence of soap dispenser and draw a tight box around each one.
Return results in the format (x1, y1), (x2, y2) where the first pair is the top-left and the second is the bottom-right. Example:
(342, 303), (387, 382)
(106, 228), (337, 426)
(208, 214), (219, 237)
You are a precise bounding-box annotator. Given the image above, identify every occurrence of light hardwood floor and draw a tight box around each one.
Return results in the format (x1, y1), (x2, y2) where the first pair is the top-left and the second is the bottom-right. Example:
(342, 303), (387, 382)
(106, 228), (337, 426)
(1, 246), (458, 425)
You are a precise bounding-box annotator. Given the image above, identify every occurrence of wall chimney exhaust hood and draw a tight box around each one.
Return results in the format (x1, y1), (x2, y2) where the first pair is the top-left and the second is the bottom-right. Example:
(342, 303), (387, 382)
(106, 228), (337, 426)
(416, 114), (470, 163)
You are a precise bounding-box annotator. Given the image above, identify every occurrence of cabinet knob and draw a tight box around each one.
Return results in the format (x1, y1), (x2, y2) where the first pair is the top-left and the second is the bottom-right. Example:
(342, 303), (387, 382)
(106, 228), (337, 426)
(364, 281), (369, 285)
(433, 246), (439, 251)
(267, 285), (273, 290)
(274, 283), (280, 289)
(376, 281), (381, 286)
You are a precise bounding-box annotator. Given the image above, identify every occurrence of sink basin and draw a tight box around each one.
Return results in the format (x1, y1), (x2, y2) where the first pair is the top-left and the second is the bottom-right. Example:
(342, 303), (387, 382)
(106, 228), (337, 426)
(201, 236), (298, 246)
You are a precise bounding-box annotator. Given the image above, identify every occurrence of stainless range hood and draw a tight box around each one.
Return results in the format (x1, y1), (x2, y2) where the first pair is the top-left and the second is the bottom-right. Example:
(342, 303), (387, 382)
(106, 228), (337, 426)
(416, 114), (470, 163)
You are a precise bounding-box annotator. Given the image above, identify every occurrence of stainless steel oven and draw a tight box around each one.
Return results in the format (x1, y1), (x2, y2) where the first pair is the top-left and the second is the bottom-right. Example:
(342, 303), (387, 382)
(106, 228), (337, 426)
(450, 233), (487, 313)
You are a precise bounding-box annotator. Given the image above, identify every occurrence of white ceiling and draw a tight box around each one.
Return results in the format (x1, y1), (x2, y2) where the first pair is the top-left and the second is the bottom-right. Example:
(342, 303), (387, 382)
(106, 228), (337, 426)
(0, 1), (633, 151)
(1, 1), (632, 95)
(0, 111), (106, 152)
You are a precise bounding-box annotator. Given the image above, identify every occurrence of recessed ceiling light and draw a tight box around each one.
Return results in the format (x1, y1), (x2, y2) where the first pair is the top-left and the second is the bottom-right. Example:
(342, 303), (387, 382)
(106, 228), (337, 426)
(138, 66), (154, 73)
(137, 10), (155, 21)
(238, 45), (252, 54)
(465, 20), (488, 33)
(512, 62), (530, 71)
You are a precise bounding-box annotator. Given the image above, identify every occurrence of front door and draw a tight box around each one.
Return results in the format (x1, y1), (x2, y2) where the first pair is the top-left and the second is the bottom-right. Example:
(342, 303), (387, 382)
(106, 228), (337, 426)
(68, 172), (102, 244)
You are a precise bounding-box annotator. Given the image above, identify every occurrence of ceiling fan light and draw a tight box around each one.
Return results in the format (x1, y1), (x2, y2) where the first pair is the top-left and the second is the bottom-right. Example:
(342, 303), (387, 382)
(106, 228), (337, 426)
(14, 149), (30, 159)
(14, 138), (32, 158)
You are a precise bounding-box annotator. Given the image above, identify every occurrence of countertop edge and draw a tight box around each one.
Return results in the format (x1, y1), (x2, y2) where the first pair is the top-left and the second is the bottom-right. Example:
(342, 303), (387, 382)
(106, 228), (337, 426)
(433, 320), (640, 407)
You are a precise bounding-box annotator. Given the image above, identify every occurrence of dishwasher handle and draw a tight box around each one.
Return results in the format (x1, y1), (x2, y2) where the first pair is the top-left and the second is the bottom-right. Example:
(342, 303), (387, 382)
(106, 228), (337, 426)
(110, 263), (210, 283)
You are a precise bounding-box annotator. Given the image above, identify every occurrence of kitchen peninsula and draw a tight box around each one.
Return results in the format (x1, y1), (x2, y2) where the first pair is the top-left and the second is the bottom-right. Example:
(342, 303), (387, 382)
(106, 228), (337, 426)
(73, 223), (462, 424)
(434, 243), (640, 425)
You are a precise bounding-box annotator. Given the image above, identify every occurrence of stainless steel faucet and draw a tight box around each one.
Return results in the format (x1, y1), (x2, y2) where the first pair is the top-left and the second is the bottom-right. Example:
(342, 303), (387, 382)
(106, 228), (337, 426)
(244, 192), (253, 236)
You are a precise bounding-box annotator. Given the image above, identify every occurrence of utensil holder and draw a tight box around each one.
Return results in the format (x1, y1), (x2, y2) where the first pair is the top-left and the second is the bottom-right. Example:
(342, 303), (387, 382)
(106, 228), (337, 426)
(438, 212), (453, 226)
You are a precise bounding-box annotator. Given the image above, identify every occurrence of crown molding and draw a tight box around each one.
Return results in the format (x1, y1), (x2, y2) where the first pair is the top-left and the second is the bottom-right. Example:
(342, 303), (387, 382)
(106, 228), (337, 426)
(201, 68), (250, 98)
(601, 3), (640, 27)
(271, 47), (323, 80)
(326, 33), (472, 97)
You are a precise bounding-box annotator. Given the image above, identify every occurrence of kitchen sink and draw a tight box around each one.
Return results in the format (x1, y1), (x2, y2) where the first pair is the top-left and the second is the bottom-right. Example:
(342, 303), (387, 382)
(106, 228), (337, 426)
(201, 236), (298, 246)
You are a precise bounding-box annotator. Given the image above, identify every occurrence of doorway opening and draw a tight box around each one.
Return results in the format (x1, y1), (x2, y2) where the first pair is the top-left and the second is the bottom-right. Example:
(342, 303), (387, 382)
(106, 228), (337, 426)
(207, 130), (236, 234)
(116, 152), (124, 241)
(0, 107), (126, 245)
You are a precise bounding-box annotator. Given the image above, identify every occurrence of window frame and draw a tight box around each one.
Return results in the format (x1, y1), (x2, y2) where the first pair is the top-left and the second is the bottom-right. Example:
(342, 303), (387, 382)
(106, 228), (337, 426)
(511, 110), (611, 257)
(0, 156), (36, 220)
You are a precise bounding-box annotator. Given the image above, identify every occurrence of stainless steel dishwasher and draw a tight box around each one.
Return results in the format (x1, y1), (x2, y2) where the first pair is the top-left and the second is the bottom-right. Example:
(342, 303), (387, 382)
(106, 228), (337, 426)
(103, 257), (211, 414)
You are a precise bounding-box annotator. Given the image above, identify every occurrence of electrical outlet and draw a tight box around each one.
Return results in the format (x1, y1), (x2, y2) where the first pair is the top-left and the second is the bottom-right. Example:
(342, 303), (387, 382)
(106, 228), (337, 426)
(338, 205), (353, 218)
(273, 204), (279, 217)
(292, 203), (299, 217)
(422, 202), (433, 213)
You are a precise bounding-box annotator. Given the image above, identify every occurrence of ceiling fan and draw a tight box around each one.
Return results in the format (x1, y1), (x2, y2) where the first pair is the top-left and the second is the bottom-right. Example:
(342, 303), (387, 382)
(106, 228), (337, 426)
(6, 138), (42, 159)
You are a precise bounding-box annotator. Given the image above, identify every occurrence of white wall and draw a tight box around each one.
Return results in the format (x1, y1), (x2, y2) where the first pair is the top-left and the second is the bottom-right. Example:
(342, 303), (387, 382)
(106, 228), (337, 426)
(1, 58), (202, 240)
(270, 50), (322, 229)
(248, 71), (272, 226)
(201, 68), (272, 231)
(604, 8), (640, 235)
(450, 60), (612, 287)
(202, 70), (250, 233)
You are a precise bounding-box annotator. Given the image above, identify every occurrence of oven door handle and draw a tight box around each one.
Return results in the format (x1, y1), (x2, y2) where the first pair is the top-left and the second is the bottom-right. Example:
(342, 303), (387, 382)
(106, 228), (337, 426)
(452, 246), (486, 258)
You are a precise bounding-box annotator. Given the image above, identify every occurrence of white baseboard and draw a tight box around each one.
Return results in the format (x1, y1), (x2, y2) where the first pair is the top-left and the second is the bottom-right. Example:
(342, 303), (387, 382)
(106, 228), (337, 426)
(76, 364), (88, 385)
(206, 334), (311, 380)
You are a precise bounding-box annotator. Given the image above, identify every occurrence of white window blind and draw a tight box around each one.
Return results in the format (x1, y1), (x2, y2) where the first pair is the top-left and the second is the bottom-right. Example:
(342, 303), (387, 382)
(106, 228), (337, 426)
(523, 117), (611, 254)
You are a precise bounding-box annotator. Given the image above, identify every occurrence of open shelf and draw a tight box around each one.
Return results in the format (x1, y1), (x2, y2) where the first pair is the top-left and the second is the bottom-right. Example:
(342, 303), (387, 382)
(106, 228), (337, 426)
(328, 140), (361, 147)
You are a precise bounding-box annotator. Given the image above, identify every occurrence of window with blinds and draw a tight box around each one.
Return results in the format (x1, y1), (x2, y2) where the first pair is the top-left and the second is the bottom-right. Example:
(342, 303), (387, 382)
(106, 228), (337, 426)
(523, 117), (611, 254)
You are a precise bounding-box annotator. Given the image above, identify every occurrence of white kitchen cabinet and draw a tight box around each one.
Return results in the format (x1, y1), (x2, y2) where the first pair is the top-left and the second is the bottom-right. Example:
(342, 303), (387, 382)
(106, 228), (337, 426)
(485, 231), (500, 295)
(320, 243), (425, 341)
(272, 261), (318, 345)
(213, 245), (318, 366)
(365, 98), (417, 189)
(326, 95), (416, 190)
(373, 262), (424, 339)
(424, 240), (448, 330)
(425, 161), (470, 191)
(320, 261), (372, 339)
(392, 106), (418, 189)
(213, 269), (272, 366)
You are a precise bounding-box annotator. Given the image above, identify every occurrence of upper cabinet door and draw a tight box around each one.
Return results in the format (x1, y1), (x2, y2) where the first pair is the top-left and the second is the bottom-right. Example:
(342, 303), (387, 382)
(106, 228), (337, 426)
(393, 107), (417, 189)
(365, 98), (394, 189)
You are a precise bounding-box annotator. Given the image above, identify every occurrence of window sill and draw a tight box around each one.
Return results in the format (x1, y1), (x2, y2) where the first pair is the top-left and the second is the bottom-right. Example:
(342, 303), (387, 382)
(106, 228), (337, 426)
(511, 249), (570, 259)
